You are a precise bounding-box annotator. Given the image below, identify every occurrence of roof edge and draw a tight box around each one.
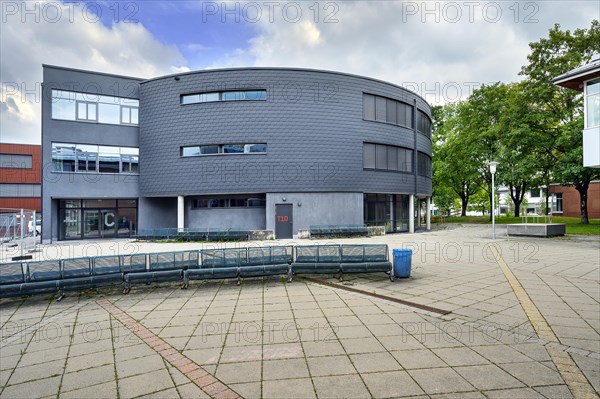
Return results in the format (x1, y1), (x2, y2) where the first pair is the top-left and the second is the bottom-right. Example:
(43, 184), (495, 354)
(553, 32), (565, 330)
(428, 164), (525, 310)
(42, 64), (145, 81)
(139, 66), (432, 110)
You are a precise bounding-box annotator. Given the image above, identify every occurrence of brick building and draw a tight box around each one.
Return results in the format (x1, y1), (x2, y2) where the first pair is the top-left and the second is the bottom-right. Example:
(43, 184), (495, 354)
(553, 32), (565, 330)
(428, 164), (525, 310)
(549, 182), (600, 219)
(0, 143), (42, 213)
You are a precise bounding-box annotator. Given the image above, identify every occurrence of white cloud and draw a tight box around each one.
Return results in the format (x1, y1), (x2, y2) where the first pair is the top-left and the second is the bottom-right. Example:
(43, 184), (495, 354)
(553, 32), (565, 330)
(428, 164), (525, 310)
(207, 1), (598, 105)
(0, 0), (188, 144)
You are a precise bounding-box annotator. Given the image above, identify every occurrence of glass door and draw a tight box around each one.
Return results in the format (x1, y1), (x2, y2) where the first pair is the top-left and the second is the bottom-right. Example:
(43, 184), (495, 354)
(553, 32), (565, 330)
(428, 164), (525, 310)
(100, 210), (117, 238)
(83, 210), (100, 238)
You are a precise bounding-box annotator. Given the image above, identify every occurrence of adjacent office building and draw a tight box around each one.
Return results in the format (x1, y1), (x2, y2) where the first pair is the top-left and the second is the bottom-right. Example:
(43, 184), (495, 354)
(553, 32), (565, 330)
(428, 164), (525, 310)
(0, 143), (42, 213)
(41, 65), (432, 242)
(553, 57), (600, 168)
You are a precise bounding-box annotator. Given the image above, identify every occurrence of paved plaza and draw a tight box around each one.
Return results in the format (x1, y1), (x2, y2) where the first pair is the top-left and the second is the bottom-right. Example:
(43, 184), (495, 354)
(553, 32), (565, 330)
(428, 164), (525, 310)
(0, 225), (599, 398)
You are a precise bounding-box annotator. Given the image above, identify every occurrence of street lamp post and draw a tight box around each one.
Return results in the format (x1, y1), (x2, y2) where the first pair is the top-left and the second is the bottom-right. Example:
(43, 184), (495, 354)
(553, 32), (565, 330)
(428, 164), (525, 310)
(488, 161), (498, 240)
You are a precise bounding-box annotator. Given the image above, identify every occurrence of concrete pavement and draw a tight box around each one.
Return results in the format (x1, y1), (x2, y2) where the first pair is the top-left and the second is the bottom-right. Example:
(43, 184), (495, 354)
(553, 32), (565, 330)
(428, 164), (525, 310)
(1, 225), (598, 398)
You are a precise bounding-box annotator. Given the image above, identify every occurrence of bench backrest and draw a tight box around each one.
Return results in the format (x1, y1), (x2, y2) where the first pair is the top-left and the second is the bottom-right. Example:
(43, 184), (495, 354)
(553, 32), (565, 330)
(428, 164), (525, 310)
(341, 244), (388, 262)
(201, 249), (241, 268)
(28, 260), (61, 282)
(0, 262), (26, 285)
(295, 245), (341, 263)
(123, 254), (147, 273)
(93, 255), (123, 275)
(176, 250), (199, 268)
(62, 258), (92, 278)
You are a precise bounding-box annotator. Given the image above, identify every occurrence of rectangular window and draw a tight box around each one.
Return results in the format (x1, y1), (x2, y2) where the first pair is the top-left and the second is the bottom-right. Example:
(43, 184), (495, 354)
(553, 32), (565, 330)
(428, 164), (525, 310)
(554, 193), (563, 213)
(51, 89), (139, 126)
(398, 148), (413, 173)
(387, 146), (398, 170)
(245, 143), (267, 153)
(76, 144), (98, 172)
(375, 96), (387, 122)
(181, 143), (267, 157)
(363, 93), (415, 129)
(529, 188), (541, 198)
(191, 195), (266, 209)
(77, 102), (97, 121)
(375, 144), (388, 169)
(417, 110), (432, 137)
(121, 106), (139, 124)
(181, 90), (267, 105)
(52, 143), (76, 172)
(51, 143), (138, 175)
(586, 79), (600, 128)
(418, 152), (432, 177)
(364, 143), (414, 173)
(386, 99), (397, 124)
(0, 184), (41, 198)
(363, 143), (376, 169)
(0, 154), (33, 169)
(181, 146), (200, 157)
(98, 147), (121, 173)
(363, 94), (375, 120)
(222, 144), (244, 154)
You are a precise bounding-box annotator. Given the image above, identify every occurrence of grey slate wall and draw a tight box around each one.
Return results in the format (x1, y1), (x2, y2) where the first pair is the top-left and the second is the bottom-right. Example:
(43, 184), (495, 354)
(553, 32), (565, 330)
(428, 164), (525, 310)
(139, 68), (432, 197)
(266, 192), (363, 235)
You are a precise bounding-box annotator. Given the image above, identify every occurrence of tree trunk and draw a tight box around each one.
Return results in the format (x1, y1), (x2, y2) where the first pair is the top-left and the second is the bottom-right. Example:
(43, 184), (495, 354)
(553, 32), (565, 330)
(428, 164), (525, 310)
(545, 188), (550, 215)
(575, 183), (589, 224)
(460, 196), (468, 217)
(513, 200), (522, 217)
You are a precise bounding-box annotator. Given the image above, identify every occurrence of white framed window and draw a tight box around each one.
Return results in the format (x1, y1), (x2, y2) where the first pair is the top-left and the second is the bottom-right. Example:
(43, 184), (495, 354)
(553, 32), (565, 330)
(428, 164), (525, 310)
(585, 79), (600, 128)
(121, 106), (139, 125)
(76, 101), (97, 121)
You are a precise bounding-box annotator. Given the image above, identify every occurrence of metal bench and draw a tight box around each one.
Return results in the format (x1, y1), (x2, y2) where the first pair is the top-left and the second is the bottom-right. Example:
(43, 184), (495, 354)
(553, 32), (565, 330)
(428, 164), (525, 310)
(340, 244), (393, 281)
(239, 246), (293, 280)
(0, 262), (27, 297)
(123, 251), (198, 293)
(290, 245), (342, 281)
(309, 224), (369, 238)
(183, 248), (242, 288)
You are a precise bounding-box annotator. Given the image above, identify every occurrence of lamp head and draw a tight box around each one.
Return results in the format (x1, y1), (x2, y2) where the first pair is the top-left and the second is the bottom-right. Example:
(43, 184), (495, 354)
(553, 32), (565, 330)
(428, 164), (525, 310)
(487, 161), (498, 174)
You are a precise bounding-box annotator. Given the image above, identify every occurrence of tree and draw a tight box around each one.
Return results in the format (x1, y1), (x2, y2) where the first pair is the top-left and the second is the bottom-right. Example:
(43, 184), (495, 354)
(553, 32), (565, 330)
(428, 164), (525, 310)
(520, 21), (600, 223)
(497, 82), (547, 217)
(460, 83), (507, 219)
(432, 103), (483, 216)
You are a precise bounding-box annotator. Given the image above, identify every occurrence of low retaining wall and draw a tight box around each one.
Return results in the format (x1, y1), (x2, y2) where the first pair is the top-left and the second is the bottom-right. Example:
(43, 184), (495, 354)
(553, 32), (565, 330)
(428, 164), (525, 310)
(507, 223), (566, 237)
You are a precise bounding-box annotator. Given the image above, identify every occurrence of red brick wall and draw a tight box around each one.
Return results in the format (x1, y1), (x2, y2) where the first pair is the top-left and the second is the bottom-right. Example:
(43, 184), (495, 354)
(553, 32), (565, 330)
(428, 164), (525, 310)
(0, 143), (41, 184)
(550, 182), (600, 219)
(0, 143), (42, 212)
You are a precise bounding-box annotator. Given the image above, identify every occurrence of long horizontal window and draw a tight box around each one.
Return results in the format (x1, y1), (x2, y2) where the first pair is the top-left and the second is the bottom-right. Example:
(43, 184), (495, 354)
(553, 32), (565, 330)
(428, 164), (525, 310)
(52, 143), (139, 174)
(51, 90), (139, 126)
(181, 90), (267, 105)
(363, 143), (413, 173)
(363, 93), (414, 129)
(191, 195), (266, 209)
(417, 110), (432, 138)
(0, 154), (32, 169)
(418, 152), (432, 177)
(181, 143), (267, 157)
(0, 184), (41, 198)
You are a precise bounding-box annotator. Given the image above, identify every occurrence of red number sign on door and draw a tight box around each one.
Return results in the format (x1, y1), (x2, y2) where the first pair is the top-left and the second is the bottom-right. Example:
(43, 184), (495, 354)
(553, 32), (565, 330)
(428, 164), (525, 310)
(277, 216), (289, 222)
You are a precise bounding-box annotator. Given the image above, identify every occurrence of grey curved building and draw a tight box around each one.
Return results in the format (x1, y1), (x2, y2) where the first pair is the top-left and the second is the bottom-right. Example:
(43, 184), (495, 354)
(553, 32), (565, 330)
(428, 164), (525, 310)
(41, 65), (432, 241)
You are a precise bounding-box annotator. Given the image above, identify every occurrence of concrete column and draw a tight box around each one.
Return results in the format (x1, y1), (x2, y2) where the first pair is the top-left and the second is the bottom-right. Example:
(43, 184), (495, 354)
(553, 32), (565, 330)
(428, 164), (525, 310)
(426, 197), (431, 230)
(177, 195), (185, 231)
(409, 195), (415, 233)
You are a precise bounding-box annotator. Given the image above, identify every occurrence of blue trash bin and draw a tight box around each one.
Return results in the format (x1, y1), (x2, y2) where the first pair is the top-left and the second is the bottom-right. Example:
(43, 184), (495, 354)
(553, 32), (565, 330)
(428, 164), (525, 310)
(393, 248), (412, 278)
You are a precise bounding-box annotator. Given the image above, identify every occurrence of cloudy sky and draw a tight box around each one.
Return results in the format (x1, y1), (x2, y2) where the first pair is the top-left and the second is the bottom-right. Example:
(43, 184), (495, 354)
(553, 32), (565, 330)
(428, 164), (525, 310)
(1, 0), (598, 144)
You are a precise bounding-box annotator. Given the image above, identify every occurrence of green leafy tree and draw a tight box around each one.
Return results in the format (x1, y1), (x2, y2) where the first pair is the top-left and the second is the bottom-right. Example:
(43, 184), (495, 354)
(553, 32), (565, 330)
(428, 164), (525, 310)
(432, 103), (483, 216)
(520, 21), (600, 223)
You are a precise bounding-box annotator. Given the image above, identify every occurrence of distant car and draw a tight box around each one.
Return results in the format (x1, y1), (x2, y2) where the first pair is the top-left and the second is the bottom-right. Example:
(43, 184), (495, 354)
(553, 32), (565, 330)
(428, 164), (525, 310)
(27, 220), (41, 237)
